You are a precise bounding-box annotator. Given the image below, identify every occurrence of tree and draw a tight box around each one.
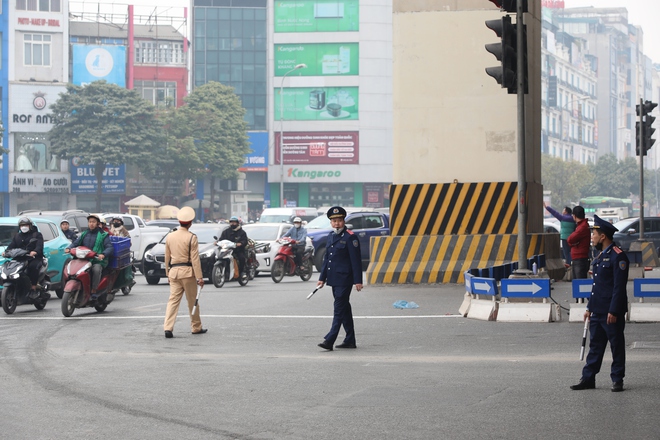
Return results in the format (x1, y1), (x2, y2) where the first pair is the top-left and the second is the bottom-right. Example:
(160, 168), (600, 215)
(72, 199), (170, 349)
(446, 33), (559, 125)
(542, 155), (593, 208)
(48, 81), (162, 211)
(176, 82), (250, 219)
(585, 154), (638, 199)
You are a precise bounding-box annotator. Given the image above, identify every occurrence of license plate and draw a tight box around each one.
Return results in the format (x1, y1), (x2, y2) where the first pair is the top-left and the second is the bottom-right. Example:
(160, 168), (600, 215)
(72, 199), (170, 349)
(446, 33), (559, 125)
(160, 263), (166, 269)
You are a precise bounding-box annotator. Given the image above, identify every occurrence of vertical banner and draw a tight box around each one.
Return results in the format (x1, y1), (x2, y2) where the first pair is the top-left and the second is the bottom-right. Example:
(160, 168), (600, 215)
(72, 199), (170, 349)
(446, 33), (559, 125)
(274, 0), (360, 33)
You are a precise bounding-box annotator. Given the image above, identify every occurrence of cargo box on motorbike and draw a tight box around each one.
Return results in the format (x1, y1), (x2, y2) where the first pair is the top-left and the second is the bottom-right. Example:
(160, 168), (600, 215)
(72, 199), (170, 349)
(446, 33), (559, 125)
(109, 236), (132, 269)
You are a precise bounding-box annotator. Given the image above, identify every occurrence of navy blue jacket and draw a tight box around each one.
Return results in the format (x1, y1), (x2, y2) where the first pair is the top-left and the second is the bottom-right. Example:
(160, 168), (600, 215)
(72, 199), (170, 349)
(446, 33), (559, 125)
(319, 228), (362, 287)
(588, 243), (629, 317)
(68, 228), (114, 258)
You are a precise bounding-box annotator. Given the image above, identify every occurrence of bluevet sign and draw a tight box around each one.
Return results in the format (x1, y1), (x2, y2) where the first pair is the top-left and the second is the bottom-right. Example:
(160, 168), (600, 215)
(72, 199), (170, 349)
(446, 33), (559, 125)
(70, 160), (126, 194)
(500, 278), (551, 298)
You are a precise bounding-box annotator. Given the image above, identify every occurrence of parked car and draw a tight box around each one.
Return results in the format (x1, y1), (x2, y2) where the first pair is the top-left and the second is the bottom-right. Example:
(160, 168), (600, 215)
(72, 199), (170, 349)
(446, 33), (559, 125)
(0, 217), (72, 298)
(258, 207), (319, 224)
(242, 222), (313, 274)
(19, 209), (90, 235)
(101, 213), (170, 271)
(142, 223), (229, 285)
(306, 211), (390, 271)
(146, 219), (181, 230)
(612, 217), (660, 251)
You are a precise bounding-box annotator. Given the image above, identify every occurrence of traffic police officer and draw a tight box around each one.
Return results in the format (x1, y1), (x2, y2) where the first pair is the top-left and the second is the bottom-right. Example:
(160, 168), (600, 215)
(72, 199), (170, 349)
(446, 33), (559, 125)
(163, 206), (206, 338)
(316, 206), (363, 350)
(571, 215), (628, 392)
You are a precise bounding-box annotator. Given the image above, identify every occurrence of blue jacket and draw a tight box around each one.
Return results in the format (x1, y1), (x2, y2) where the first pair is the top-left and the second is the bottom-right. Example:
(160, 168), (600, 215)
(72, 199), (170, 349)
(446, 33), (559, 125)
(588, 243), (629, 317)
(283, 225), (307, 246)
(319, 228), (362, 287)
(69, 228), (113, 258)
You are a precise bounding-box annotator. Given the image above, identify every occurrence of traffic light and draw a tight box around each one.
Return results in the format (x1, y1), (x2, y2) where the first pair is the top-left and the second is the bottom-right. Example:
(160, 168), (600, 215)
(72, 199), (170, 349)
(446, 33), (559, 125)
(484, 1), (528, 94)
(636, 100), (658, 156)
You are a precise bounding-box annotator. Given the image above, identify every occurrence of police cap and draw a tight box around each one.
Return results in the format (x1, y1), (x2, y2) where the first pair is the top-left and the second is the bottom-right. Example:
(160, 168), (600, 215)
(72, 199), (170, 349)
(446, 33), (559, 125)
(592, 214), (618, 238)
(177, 206), (196, 222)
(326, 206), (347, 219)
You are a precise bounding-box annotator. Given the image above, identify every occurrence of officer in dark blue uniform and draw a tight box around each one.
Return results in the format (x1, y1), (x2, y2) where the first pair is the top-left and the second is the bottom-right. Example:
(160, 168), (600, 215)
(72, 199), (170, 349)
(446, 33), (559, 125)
(317, 206), (363, 351)
(571, 215), (629, 392)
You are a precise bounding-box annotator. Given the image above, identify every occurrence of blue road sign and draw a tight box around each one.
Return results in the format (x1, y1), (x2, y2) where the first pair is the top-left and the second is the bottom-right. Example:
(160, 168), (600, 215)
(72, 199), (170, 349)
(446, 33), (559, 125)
(471, 277), (498, 296)
(464, 272), (473, 293)
(501, 278), (550, 298)
(572, 279), (593, 299)
(633, 278), (660, 297)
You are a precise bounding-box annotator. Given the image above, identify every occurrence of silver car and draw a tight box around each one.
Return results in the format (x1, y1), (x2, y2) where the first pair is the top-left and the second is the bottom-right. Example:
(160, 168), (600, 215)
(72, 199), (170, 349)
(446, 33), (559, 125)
(242, 223), (313, 274)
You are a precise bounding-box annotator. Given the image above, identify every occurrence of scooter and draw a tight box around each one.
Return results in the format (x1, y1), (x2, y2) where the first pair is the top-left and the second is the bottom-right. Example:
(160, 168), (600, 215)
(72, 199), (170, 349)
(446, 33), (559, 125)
(211, 239), (249, 288)
(60, 246), (120, 317)
(270, 237), (314, 283)
(0, 248), (50, 314)
(245, 239), (267, 280)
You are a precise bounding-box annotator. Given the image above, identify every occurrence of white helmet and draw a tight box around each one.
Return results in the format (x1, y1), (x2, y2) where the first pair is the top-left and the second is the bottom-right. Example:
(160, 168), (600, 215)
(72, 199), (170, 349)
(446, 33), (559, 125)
(293, 217), (302, 223)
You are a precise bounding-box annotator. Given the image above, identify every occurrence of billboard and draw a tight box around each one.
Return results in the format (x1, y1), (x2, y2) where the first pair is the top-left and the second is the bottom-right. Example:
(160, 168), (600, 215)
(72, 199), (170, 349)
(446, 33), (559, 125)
(72, 45), (126, 87)
(239, 132), (269, 172)
(274, 87), (358, 121)
(274, 131), (358, 165)
(70, 161), (126, 194)
(274, 0), (359, 33)
(275, 43), (359, 77)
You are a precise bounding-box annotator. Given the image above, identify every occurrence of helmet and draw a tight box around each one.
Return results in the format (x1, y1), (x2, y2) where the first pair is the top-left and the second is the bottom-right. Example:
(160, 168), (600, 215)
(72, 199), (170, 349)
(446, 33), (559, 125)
(112, 216), (123, 225)
(18, 216), (32, 226)
(293, 217), (302, 223)
(229, 216), (239, 222)
(87, 214), (102, 223)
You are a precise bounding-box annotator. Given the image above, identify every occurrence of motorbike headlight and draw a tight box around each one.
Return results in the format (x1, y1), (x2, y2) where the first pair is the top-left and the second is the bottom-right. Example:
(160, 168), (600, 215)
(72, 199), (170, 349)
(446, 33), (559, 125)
(145, 252), (154, 262)
(1, 273), (6, 280)
(10, 273), (20, 279)
(200, 249), (215, 259)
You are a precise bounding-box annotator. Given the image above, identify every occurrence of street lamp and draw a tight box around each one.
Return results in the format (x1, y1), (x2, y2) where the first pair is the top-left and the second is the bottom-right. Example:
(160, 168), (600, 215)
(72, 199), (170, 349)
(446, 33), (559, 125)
(280, 63), (306, 207)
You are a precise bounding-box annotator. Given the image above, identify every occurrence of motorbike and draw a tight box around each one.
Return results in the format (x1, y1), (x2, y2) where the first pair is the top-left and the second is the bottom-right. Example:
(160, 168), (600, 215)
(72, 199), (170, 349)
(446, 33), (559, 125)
(0, 248), (50, 314)
(270, 237), (314, 283)
(60, 246), (122, 317)
(245, 239), (260, 280)
(212, 239), (249, 288)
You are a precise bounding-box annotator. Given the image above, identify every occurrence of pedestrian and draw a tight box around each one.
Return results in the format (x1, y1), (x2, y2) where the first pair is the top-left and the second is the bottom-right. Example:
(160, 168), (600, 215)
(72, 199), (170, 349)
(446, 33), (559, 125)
(163, 206), (206, 338)
(567, 205), (590, 279)
(571, 215), (628, 392)
(543, 202), (575, 265)
(316, 206), (363, 351)
(60, 219), (77, 241)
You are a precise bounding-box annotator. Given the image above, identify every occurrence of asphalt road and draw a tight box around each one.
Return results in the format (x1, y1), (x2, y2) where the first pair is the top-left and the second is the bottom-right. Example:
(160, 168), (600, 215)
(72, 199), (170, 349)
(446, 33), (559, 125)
(1, 274), (659, 439)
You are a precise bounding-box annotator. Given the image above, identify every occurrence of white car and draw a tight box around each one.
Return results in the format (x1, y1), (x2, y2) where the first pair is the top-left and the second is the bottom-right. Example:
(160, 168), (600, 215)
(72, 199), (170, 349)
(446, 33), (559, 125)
(242, 223), (313, 274)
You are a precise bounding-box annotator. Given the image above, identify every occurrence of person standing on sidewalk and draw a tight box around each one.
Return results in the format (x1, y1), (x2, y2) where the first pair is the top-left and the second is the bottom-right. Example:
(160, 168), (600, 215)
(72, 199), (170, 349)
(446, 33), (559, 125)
(543, 202), (576, 265)
(571, 215), (628, 392)
(316, 206), (363, 351)
(163, 207), (206, 338)
(567, 205), (591, 279)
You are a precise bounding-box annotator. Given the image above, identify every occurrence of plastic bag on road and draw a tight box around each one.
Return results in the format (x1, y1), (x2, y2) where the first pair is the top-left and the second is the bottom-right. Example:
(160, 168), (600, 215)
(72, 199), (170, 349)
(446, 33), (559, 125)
(393, 300), (419, 309)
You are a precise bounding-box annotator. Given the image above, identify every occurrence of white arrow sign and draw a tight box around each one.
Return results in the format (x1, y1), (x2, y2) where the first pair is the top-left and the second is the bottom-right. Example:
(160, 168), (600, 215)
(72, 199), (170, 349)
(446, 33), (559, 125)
(579, 284), (593, 293)
(507, 283), (543, 295)
(473, 282), (493, 294)
(640, 284), (660, 293)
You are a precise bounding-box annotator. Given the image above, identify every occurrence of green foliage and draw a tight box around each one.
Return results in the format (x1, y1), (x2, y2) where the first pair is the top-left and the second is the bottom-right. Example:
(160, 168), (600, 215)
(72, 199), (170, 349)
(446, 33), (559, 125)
(47, 81), (162, 210)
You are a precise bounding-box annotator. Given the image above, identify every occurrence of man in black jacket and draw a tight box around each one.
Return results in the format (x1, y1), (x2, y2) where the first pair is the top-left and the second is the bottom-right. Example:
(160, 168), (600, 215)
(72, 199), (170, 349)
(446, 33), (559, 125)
(219, 216), (248, 278)
(4, 217), (45, 297)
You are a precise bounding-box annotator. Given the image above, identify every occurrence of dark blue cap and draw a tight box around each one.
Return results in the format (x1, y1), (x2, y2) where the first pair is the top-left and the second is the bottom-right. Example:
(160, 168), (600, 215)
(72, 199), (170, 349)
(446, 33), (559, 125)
(592, 214), (618, 237)
(327, 206), (347, 219)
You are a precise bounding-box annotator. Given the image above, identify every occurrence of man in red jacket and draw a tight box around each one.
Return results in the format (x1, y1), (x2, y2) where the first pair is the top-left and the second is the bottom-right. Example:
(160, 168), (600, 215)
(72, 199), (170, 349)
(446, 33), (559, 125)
(567, 205), (591, 279)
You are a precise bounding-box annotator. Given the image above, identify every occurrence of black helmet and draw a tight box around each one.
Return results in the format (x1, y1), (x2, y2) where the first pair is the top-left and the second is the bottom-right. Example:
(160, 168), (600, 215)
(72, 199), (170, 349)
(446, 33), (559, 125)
(18, 216), (32, 226)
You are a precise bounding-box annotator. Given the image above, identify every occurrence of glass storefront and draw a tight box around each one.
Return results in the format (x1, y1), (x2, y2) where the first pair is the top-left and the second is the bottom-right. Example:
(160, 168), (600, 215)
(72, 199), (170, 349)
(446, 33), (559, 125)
(309, 183), (354, 208)
(14, 133), (60, 172)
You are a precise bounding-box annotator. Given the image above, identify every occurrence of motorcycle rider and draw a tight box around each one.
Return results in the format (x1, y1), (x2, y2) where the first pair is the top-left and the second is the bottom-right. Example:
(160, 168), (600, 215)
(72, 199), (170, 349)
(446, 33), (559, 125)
(3, 217), (45, 298)
(110, 216), (131, 238)
(66, 214), (113, 298)
(282, 217), (307, 269)
(219, 216), (248, 279)
(60, 220), (77, 241)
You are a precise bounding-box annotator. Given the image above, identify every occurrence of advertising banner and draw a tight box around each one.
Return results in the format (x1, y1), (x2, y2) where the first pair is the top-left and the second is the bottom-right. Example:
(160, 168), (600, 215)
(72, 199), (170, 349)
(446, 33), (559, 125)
(239, 132), (269, 172)
(274, 131), (358, 165)
(275, 87), (358, 121)
(363, 183), (385, 209)
(70, 161), (126, 194)
(274, 0), (359, 33)
(72, 45), (126, 87)
(10, 172), (70, 194)
(275, 43), (359, 76)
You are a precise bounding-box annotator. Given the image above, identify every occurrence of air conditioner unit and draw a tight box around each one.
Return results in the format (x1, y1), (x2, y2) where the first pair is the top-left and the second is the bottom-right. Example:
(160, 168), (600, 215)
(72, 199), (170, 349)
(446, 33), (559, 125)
(314, 3), (344, 18)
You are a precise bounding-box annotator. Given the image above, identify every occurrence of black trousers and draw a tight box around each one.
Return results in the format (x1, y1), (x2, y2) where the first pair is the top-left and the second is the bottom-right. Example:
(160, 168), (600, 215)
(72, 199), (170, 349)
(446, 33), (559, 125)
(26, 259), (42, 286)
(572, 258), (589, 279)
(581, 312), (626, 383)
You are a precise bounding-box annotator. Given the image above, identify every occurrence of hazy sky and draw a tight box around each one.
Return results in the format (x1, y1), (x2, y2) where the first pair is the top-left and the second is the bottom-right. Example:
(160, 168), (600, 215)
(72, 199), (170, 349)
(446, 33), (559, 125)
(80, 1), (660, 63)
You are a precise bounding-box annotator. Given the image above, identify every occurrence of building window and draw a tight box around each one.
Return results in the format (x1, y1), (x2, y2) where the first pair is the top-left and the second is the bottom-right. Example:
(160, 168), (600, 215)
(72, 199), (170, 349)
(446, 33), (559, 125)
(16, 0), (60, 11)
(14, 133), (60, 172)
(135, 81), (177, 107)
(135, 41), (185, 65)
(24, 33), (51, 66)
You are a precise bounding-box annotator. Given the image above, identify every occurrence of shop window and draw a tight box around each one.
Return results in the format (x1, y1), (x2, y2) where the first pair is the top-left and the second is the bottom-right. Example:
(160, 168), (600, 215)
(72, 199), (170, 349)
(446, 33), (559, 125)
(24, 34), (51, 66)
(134, 80), (177, 107)
(17, 0), (59, 11)
(14, 133), (60, 172)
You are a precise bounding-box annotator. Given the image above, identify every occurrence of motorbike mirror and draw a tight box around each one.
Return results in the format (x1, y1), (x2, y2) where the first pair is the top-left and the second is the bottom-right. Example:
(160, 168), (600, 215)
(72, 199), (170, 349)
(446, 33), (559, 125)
(214, 236), (218, 240)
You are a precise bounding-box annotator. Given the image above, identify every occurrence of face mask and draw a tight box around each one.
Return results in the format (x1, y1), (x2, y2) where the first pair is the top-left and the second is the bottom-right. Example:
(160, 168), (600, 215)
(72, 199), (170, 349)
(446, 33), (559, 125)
(112, 222), (121, 228)
(20, 226), (29, 233)
(231, 223), (239, 230)
(295, 224), (301, 229)
(332, 227), (343, 234)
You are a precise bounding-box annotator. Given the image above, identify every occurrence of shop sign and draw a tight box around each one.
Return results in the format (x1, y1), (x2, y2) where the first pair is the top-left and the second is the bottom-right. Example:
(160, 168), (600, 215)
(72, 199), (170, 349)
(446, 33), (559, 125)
(17, 17), (61, 27)
(70, 161), (126, 194)
(9, 84), (66, 132)
(275, 131), (358, 165)
(239, 132), (268, 172)
(287, 168), (342, 180)
(10, 172), (70, 194)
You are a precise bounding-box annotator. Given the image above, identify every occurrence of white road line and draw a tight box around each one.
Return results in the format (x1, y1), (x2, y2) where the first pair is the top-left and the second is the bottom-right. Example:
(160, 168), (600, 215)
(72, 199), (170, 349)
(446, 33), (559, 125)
(0, 314), (463, 320)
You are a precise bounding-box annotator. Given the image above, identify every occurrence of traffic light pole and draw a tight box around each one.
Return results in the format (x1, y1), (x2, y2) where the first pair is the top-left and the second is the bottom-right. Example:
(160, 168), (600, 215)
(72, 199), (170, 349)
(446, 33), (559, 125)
(515, 0), (527, 271)
(640, 98), (645, 239)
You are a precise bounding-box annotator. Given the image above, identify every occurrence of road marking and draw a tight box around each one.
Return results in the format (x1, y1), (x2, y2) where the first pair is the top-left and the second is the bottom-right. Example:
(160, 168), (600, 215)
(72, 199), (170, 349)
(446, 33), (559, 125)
(0, 314), (463, 321)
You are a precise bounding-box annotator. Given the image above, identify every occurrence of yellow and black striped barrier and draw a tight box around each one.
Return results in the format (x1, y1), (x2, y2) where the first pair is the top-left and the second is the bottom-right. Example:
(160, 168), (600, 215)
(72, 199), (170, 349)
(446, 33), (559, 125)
(367, 233), (548, 285)
(389, 182), (518, 236)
